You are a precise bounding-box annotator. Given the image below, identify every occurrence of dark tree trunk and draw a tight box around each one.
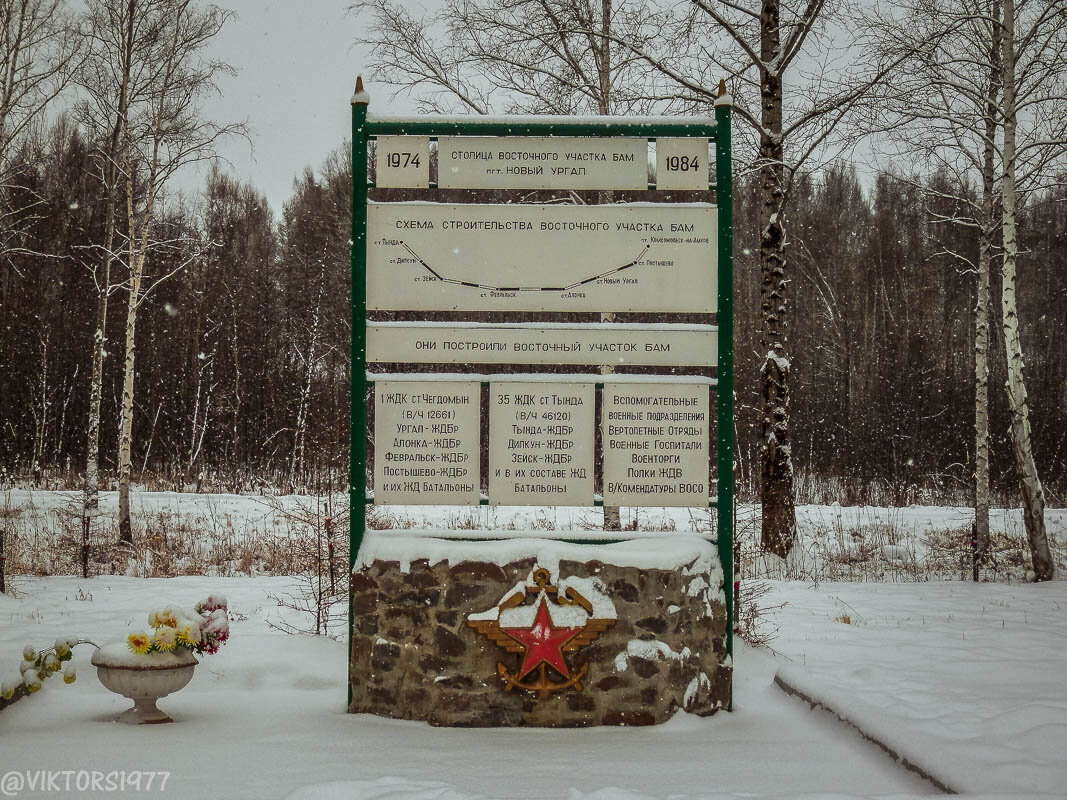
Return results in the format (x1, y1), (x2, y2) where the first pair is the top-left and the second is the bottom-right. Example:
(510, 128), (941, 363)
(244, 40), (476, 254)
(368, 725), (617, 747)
(758, 0), (796, 557)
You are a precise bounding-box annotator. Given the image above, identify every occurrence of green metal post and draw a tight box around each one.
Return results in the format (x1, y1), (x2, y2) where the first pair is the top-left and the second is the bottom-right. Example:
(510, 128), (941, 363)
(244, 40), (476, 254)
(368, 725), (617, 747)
(714, 84), (735, 675)
(348, 78), (370, 708)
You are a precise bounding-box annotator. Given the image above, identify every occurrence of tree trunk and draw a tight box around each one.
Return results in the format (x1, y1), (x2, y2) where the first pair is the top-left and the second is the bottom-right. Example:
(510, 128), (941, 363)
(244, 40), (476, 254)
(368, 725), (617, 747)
(117, 250), (144, 544)
(291, 261), (327, 486)
(758, 0), (796, 557)
(83, 0), (136, 564)
(83, 244), (111, 567)
(975, 0), (1001, 564)
(118, 122), (157, 544)
(999, 0), (1053, 581)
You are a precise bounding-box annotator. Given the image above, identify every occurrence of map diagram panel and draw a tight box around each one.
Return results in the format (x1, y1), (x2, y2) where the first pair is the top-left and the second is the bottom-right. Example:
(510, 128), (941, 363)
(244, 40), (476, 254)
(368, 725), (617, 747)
(367, 203), (717, 313)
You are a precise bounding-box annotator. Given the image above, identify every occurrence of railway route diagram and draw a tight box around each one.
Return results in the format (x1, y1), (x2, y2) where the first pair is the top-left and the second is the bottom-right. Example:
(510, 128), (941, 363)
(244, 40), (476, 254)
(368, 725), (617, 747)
(367, 202), (717, 314)
(397, 241), (650, 293)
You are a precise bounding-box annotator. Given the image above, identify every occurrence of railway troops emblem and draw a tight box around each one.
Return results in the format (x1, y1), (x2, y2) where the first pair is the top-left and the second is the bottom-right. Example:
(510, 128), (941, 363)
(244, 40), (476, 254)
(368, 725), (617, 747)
(466, 568), (615, 699)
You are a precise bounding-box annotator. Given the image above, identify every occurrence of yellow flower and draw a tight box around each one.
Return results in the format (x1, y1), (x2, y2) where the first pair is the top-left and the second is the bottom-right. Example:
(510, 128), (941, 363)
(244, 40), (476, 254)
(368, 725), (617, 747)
(127, 633), (151, 654)
(149, 609), (179, 629)
(152, 627), (177, 652)
(175, 624), (200, 647)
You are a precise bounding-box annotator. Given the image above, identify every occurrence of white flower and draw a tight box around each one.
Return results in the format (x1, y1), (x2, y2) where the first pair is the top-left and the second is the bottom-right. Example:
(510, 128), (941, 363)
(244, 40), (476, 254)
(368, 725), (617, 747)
(19, 660), (35, 675)
(62, 665), (77, 685)
(203, 608), (229, 635)
(22, 645), (36, 661)
(1, 680), (15, 700)
(22, 670), (41, 692)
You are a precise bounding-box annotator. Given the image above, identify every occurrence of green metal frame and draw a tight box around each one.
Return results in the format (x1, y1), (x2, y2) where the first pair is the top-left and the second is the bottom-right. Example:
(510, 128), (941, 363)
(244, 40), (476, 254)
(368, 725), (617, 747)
(350, 88), (735, 701)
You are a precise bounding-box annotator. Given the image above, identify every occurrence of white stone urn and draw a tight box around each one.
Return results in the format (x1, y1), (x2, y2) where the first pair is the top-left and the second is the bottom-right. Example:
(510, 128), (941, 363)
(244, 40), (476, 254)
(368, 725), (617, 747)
(91, 643), (198, 724)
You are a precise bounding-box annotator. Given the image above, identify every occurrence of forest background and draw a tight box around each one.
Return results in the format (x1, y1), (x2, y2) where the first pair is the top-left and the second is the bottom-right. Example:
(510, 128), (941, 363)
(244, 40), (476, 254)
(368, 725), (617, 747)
(2, 0), (1065, 539)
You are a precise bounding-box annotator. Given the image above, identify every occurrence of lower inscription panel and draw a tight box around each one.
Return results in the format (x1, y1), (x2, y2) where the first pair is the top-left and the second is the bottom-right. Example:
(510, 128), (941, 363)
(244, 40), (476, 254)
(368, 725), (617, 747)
(602, 383), (710, 507)
(488, 383), (594, 506)
(374, 381), (481, 505)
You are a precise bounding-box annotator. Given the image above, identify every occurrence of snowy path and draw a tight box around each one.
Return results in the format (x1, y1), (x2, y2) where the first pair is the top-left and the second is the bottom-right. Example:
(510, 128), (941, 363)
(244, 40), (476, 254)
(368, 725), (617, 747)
(763, 582), (1067, 797)
(0, 576), (942, 800)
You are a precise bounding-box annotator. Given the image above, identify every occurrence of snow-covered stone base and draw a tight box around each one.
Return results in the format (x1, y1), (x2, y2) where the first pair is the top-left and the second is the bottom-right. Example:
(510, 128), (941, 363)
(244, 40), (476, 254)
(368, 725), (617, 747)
(349, 534), (730, 726)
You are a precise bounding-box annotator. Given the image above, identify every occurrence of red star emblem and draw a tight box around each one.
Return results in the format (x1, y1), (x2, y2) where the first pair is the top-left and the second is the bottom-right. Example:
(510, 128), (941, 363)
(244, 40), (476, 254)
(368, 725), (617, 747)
(501, 596), (583, 679)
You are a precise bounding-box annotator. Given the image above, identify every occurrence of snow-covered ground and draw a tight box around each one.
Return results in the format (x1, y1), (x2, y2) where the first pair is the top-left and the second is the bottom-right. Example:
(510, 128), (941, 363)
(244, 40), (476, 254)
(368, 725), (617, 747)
(2, 491), (1065, 798)
(1, 574), (1064, 799)
(8, 488), (1066, 540)
(767, 581), (1067, 797)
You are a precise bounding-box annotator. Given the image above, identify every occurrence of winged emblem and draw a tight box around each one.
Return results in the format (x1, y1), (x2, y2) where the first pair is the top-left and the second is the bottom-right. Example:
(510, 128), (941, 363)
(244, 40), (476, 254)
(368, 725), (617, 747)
(466, 568), (615, 699)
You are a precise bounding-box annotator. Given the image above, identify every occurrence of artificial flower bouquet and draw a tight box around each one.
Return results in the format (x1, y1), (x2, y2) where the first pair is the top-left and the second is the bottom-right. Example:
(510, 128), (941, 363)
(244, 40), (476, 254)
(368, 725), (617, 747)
(1, 639), (82, 700)
(1, 594), (230, 703)
(126, 595), (230, 656)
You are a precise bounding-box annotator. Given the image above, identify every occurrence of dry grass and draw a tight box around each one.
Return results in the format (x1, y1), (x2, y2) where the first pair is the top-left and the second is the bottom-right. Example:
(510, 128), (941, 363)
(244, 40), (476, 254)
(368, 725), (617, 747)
(3, 493), (1063, 586)
(1, 496), (349, 579)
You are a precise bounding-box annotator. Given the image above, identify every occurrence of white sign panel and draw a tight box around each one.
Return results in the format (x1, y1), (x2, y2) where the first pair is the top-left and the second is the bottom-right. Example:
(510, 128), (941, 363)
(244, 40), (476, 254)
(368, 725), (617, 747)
(367, 203), (717, 313)
(375, 136), (430, 189)
(656, 138), (709, 191)
(367, 324), (717, 367)
(602, 383), (710, 507)
(438, 137), (647, 190)
(374, 381), (480, 505)
(489, 383), (594, 506)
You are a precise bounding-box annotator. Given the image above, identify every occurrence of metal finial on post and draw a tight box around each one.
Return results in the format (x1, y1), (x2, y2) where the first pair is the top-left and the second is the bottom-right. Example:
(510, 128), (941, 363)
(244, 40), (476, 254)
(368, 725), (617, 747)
(352, 75), (370, 105)
(714, 79), (733, 108)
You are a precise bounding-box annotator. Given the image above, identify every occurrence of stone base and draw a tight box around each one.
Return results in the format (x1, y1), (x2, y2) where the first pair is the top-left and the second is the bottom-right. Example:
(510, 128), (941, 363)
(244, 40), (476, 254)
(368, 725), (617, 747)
(349, 536), (731, 727)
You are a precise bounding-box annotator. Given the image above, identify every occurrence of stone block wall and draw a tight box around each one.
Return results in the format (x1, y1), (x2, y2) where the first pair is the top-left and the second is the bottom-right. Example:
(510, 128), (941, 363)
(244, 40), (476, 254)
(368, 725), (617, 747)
(349, 536), (731, 726)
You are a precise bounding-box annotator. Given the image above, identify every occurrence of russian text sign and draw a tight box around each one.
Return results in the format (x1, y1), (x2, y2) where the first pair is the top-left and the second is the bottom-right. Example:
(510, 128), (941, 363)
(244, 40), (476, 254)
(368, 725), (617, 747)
(367, 324), (717, 367)
(367, 203), (717, 313)
(438, 137), (647, 190)
(489, 383), (594, 506)
(602, 383), (710, 507)
(373, 381), (481, 505)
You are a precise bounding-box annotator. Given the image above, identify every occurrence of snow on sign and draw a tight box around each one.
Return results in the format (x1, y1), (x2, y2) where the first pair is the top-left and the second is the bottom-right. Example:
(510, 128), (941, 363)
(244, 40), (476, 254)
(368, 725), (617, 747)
(489, 383), (595, 506)
(367, 202), (717, 313)
(602, 383), (710, 507)
(438, 136), (647, 190)
(373, 381), (481, 505)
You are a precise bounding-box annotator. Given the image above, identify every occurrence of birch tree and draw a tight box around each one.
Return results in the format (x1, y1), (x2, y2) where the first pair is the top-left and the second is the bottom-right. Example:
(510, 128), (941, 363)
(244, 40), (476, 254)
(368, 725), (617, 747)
(1, 0), (80, 262)
(77, 0), (135, 566)
(871, 0), (1002, 560)
(873, 0), (1064, 579)
(997, 0), (1062, 580)
(80, 0), (243, 543)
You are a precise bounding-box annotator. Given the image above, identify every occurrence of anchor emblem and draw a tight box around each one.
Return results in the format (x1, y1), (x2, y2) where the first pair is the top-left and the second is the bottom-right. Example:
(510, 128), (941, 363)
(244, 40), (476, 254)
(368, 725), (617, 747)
(466, 568), (615, 699)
